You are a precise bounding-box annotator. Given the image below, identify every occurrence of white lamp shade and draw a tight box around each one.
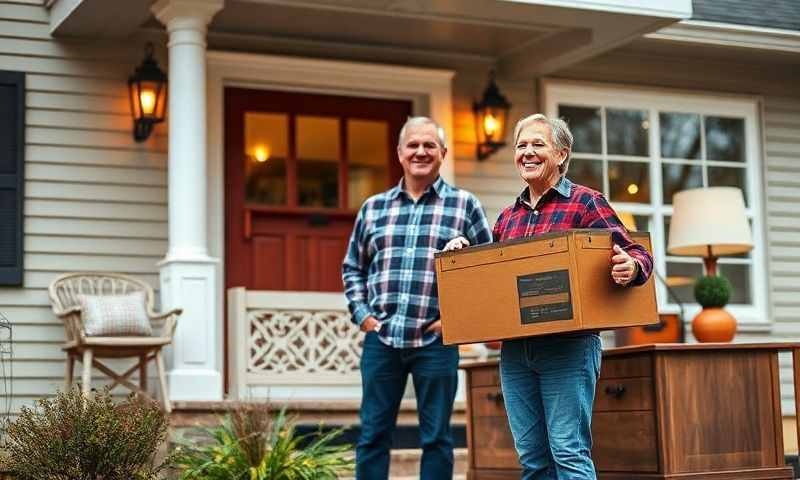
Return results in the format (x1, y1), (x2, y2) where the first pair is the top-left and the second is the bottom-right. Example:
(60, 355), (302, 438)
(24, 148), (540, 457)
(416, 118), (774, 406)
(668, 187), (753, 257)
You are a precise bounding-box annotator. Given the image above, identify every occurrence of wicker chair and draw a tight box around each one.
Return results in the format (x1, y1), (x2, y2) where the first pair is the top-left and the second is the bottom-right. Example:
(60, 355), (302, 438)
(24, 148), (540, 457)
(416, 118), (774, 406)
(48, 272), (182, 412)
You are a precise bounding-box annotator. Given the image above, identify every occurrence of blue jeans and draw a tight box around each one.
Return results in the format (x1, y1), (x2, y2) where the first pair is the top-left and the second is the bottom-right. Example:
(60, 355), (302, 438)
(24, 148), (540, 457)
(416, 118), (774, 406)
(500, 334), (602, 480)
(356, 332), (459, 480)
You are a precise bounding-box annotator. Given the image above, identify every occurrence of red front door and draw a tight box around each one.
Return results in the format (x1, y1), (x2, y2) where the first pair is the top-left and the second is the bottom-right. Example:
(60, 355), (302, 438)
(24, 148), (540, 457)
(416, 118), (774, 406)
(225, 88), (412, 293)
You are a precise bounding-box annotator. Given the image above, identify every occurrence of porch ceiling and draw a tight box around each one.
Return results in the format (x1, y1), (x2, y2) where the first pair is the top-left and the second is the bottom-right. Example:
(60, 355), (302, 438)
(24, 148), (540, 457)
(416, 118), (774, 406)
(49, 0), (692, 78)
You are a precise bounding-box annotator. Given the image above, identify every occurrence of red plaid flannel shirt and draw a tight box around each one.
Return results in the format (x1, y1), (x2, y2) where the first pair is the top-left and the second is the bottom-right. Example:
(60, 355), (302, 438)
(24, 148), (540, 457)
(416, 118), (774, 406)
(493, 176), (653, 286)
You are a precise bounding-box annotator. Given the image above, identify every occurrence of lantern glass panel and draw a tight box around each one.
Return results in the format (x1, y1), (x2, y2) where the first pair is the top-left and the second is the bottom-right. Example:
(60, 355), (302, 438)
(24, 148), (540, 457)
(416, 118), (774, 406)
(129, 82), (143, 120)
(475, 106), (488, 145)
(477, 106), (508, 145)
(139, 80), (162, 120)
(153, 81), (166, 120)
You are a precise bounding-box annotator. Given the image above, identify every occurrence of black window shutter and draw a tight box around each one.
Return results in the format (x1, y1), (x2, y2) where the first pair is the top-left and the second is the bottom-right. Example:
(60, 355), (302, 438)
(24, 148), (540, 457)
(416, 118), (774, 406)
(0, 71), (24, 286)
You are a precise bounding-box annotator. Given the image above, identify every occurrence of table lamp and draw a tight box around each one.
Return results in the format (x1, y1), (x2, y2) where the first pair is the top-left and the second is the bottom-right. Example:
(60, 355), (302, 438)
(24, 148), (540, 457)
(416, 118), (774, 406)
(667, 187), (753, 342)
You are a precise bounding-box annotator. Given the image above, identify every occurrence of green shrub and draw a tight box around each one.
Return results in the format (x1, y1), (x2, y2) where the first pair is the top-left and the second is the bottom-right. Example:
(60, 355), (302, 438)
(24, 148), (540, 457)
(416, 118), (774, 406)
(3, 387), (169, 480)
(173, 402), (354, 480)
(694, 275), (733, 308)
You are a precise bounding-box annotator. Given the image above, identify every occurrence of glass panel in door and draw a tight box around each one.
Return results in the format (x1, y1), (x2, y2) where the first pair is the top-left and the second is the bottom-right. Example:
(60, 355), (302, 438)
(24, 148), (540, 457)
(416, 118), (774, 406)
(244, 112), (289, 205)
(296, 115), (340, 208)
(347, 119), (390, 210)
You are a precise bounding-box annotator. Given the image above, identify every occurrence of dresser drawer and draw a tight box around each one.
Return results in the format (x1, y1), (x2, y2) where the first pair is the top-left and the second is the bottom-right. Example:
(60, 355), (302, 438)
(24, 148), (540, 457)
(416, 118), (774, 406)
(594, 377), (654, 411)
(471, 415), (519, 470)
(468, 384), (518, 470)
(470, 386), (506, 417)
(592, 411), (659, 472)
(469, 366), (501, 387)
(600, 353), (652, 379)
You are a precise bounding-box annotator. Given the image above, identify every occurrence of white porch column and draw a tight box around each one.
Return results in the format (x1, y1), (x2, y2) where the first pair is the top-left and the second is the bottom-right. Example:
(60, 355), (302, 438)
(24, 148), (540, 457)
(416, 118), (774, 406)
(153, 0), (224, 401)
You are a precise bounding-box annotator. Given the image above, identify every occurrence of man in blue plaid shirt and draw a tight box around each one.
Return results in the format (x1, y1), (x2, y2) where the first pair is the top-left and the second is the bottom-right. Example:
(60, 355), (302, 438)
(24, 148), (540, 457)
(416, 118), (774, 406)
(343, 116), (492, 480)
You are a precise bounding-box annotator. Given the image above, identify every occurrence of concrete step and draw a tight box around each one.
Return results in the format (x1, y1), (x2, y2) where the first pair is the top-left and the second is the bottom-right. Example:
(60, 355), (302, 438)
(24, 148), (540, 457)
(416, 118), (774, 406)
(341, 448), (468, 479)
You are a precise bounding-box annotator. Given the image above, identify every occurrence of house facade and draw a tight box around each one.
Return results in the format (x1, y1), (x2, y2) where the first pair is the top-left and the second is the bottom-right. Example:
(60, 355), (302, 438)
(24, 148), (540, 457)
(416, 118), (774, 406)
(1, 0), (799, 442)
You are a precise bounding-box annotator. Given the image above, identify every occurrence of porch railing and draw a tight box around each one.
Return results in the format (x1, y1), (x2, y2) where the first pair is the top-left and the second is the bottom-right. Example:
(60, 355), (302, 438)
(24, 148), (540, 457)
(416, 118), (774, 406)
(227, 288), (363, 399)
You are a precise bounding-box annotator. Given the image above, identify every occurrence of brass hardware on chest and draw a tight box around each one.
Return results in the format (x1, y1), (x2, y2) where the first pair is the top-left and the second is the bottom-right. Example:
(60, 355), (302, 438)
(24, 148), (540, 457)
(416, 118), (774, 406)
(605, 384), (627, 398)
(486, 391), (504, 403)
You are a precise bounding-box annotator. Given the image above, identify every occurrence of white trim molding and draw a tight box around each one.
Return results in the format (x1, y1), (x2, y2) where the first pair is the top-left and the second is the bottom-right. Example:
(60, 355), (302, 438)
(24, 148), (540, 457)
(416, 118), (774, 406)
(647, 20), (800, 53)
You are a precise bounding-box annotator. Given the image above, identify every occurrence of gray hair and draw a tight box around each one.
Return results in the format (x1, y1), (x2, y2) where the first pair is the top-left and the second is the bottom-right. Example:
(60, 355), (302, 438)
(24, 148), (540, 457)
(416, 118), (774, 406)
(398, 116), (447, 149)
(512, 113), (574, 175)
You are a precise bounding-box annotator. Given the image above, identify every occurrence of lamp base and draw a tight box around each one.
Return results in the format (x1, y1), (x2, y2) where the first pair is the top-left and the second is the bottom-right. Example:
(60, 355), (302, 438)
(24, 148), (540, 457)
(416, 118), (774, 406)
(692, 307), (736, 342)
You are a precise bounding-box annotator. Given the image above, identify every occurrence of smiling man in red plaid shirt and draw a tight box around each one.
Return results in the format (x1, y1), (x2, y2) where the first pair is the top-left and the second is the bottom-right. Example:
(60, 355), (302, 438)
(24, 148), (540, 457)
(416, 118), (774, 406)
(492, 114), (652, 479)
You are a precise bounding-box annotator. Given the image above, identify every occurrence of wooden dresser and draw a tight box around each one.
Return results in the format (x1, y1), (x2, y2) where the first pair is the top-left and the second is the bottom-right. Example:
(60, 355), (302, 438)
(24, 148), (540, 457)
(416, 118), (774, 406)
(461, 343), (800, 479)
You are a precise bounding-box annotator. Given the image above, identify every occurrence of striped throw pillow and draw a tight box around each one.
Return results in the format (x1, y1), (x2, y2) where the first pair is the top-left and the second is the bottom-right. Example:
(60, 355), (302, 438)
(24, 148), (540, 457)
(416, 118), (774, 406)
(78, 291), (153, 337)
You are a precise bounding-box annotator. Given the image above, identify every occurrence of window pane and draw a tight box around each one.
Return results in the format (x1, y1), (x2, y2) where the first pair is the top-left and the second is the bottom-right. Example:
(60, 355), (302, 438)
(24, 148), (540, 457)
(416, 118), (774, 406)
(297, 116), (340, 208)
(607, 109), (649, 157)
(632, 214), (650, 233)
(662, 163), (702, 204)
(609, 161), (649, 203)
(244, 112), (288, 205)
(615, 212), (650, 233)
(348, 119), (389, 210)
(559, 105), (601, 154)
(660, 112), (700, 160)
(705, 116), (745, 162)
(664, 215), (670, 242)
(665, 261), (704, 304)
(718, 263), (752, 304)
(567, 158), (603, 192)
(708, 166), (748, 206)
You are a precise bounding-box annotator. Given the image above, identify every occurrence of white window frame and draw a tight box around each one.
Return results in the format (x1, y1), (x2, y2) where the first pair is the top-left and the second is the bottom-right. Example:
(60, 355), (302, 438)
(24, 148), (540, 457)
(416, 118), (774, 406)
(543, 80), (769, 327)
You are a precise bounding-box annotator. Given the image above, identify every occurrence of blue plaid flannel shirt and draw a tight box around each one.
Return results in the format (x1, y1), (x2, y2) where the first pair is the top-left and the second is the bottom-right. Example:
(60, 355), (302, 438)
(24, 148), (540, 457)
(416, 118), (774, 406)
(342, 176), (492, 348)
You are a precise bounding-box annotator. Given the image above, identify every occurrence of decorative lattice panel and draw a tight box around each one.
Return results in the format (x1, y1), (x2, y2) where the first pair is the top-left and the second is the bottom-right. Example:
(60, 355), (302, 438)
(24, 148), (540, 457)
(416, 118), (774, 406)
(248, 309), (362, 378)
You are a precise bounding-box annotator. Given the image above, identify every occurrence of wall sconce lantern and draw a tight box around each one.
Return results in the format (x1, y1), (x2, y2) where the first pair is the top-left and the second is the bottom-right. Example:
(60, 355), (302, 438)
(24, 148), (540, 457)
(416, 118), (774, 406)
(128, 42), (167, 142)
(473, 70), (511, 160)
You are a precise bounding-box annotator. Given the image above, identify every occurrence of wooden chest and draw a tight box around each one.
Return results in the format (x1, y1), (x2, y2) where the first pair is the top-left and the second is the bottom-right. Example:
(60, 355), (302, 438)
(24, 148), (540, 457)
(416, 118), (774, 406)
(461, 343), (799, 479)
(435, 230), (657, 345)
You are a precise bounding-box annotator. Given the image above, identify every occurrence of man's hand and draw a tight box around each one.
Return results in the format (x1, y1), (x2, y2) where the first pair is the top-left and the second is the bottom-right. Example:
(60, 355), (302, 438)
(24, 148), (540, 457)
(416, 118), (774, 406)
(442, 236), (469, 252)
(611, 244), (638, 286)
(424, 320), (442, 335)
(360, 315), (380, 333)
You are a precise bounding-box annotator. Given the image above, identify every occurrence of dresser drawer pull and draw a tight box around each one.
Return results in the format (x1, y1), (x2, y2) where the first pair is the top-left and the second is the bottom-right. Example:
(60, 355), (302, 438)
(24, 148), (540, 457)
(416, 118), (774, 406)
(486, 392), (504, 403)
(604, 384), (627, 398)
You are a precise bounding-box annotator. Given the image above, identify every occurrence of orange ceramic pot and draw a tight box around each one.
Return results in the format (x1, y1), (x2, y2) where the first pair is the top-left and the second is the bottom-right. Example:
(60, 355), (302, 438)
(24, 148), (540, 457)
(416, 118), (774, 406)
(692, 307), (736, 342)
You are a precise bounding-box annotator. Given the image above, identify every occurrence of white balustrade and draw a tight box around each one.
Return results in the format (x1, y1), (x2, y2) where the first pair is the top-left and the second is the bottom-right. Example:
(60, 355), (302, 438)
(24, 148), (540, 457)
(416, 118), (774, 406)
(228, 288), (363, 399)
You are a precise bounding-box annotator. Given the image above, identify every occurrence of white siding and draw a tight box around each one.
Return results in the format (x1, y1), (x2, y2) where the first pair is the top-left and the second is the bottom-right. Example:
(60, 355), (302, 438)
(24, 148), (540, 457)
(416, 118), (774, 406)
(760, 97), (800, 413)
(764, 96), (800, 325)
(0, 1), (168, 414)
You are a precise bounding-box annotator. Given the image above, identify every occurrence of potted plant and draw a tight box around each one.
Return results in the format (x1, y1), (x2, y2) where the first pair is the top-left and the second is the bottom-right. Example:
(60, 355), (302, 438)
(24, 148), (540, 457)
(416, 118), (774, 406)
(173, 402), (354, 479)
(692, 275), (736, 342)
(3, 387), (170, 480)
